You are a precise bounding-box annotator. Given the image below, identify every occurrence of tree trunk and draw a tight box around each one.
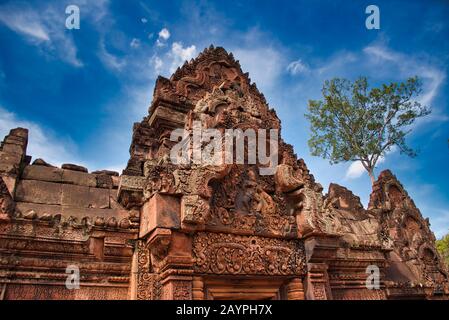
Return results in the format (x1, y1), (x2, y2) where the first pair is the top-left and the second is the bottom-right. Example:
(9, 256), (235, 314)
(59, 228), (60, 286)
(367, 169), (376, 186)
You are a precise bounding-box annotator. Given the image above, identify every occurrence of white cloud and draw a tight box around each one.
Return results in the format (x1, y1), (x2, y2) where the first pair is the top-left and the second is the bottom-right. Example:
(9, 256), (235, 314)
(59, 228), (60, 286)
(363, 44), (446, 109)
(287, 59), (308, 75)
(78, 0), (109, 23)
(98, 40), (126, 71)
(150, 55), (163, 74)
(0, 3), (82, 67)
(169, 42), (197, 73)
(232, 47), (284, 91)
(0, 106), (80, 167)
(144, 42), (198, 76)
(316, 52), (357, 75)
(156, 28), (171, 47)
(158, 28), (170, 40)
(363, 45), (395, 62)
(155, 39), (166, 47)
(345, 159), (387, 180)
(345, 147), (397, 180)
(0, 7), (49, 41)
(345, 161), (366, 179)
(141, 18), (148, 24)
(130, 38), (141, 48)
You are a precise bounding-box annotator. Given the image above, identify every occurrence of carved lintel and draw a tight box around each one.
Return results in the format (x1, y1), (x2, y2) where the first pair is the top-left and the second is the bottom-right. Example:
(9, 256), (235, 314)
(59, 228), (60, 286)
(193, 232), (306, 276)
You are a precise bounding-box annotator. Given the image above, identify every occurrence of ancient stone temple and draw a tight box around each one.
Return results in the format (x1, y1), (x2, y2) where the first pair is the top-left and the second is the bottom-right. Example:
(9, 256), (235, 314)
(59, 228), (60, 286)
(0, 46), (448, 300)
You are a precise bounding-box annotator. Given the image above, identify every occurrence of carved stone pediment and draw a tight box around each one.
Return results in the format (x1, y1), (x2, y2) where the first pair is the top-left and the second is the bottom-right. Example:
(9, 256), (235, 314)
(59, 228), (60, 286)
(369, 170), (449, 291)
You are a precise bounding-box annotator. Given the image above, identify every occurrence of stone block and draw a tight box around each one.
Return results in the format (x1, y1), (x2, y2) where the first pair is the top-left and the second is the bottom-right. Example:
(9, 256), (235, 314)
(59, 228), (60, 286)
(118, 175), (145, 192)
(62, 163), (88, 172)
(139, 194), (180, 238)
(9, 127), (28, 138)
(0, 151), (22, 164)
(61, 184), (89, 207)
(4, 135), (26, 145)
(1, 143), (24, 155)
(111, 175), (120, 188)
(92, 170), (119, 176)
(61, 184), (110, 209)
(0, 162), (17, 174)
(96, 174), (113, 188)
(15, 180), (62, 205)
(32, 158), (55, 167)
(62, 169), (97, 187)
(88, 187), (110, 209)
(22, 165), (63, 183)
(109, 188), (118, 203)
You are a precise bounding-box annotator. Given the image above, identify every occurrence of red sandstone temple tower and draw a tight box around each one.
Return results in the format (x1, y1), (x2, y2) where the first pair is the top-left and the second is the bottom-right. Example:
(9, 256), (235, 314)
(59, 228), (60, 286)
(0, 46), (448, 300)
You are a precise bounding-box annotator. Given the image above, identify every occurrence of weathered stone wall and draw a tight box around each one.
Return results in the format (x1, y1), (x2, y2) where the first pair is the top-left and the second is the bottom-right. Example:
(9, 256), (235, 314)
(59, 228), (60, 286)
(0, 129), (138, 300)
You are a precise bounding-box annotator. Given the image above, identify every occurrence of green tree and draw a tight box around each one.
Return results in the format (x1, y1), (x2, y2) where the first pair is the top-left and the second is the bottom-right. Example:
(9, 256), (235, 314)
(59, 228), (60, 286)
(305, 76), (431, 185)
(436, 232), (449, 269)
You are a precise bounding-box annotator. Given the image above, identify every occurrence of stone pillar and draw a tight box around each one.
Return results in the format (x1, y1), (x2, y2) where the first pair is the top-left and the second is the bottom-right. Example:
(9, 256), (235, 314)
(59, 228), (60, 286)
(192, 276), (205, 300)
(130, 240), (161, 300)
(305, 263), (332, 300)
(287, 278), (305, 300)
(161, 276), (193, 300)
(139, 228), (194, 300)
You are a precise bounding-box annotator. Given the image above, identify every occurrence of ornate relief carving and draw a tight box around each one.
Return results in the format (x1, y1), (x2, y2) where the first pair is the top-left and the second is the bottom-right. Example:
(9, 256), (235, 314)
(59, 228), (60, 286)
(206, 166), (296, 237)
(312, 283), (327, 300)
(193, 232), (306, 276)
(172, 281), (192, 300)
(146, 229), (172, 273)
(143, 163), (176, 199)
(332, 289), (387, 300)
(135, 240), (161, 300)
(181, 195), (210, 225)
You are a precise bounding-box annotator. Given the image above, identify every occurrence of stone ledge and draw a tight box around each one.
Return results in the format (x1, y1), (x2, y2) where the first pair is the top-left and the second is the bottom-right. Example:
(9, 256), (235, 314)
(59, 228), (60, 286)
(15, 202), (130, 220)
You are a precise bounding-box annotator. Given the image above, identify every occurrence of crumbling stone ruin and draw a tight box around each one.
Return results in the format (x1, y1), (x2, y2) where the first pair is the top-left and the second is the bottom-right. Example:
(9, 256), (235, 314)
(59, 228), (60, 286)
(0, 46), (448, 300)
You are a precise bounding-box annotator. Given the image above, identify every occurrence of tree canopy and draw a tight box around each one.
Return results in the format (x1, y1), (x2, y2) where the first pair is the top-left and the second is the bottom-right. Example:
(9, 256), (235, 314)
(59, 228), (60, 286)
(436, 232), (449, 268)
(305, 76), (431, 185)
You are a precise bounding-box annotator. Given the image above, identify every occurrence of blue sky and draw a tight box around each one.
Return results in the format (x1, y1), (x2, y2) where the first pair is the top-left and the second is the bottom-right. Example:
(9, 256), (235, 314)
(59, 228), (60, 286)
(0, 0), (448, 237)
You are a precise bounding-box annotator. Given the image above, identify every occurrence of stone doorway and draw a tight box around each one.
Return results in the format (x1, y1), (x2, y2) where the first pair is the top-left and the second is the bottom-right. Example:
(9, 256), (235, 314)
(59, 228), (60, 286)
(201, 277), (288, 300)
